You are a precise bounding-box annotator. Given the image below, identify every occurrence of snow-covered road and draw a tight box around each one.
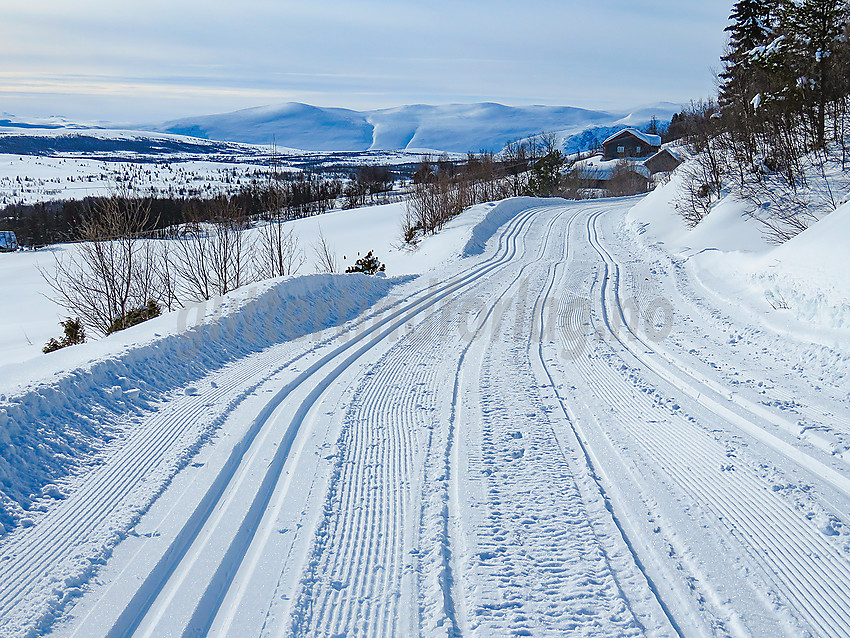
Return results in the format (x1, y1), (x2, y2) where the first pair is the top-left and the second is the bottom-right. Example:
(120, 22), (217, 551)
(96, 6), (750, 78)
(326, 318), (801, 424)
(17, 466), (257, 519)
(2, 199), (850, 637)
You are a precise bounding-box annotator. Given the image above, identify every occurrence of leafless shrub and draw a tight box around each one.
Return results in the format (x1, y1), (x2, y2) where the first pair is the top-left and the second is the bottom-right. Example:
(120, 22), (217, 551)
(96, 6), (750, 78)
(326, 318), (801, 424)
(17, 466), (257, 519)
(170, 199), (256, 302)
(500, 140), (531, 197)
(674, 152), (724, 227)
(766, 291), (790, 310)
(404, 151), (515, 243)
(312, 227), (339, 273)
(152, 241), (181, 312)
(256, 215), (304, 279)
(41, 190), (162, 335)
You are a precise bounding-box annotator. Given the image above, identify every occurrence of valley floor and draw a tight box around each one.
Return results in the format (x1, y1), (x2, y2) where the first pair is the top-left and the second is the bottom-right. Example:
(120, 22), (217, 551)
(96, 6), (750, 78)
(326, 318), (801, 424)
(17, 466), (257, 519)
(1, 199), (849, 637)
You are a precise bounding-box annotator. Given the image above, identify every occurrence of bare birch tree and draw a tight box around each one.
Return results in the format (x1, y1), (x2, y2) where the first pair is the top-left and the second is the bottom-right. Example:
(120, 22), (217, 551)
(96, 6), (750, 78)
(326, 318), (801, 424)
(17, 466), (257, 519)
(41, 189), (160, 335)
(312, 227), (339, 273)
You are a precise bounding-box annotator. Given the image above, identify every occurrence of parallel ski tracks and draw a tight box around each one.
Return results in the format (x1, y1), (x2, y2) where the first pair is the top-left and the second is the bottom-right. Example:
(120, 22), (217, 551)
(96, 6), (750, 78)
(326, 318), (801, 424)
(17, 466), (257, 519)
(572, 208), (850, 636)
(622, 230), (850, 454)
(102, 203), (546, 638)
(590, 213), (850, 491)
(290, 316), (446, 636)
(462, 204), (651, 636)
(10, 199), (848, 637)
(287, 202), (572, 637)
(0, 338), (313, 631)
(0, 203), (540, 637)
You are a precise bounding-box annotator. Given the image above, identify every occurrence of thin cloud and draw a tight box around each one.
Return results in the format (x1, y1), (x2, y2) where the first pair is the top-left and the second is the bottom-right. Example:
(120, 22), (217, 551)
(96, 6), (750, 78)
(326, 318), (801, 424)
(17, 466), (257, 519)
(1, 1), (733, 121)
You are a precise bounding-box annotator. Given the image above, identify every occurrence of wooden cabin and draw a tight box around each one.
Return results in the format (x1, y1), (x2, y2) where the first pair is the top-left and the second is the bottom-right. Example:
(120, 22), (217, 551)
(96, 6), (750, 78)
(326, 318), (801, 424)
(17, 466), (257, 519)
(602, 128), (661, 160)
(643, 148), (682, 175)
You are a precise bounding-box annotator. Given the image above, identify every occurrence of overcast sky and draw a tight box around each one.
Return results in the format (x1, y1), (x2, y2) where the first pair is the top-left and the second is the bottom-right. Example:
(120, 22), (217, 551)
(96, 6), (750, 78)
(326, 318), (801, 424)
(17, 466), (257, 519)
(1, 1), (733, 123)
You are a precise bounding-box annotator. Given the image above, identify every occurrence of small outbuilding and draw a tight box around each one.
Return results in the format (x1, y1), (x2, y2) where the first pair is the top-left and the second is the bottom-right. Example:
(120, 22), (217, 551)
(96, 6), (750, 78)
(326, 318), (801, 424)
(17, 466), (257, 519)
(0, 230), (18, 252)
(643, 148), (682, 175)
(602, 128), (661, 160)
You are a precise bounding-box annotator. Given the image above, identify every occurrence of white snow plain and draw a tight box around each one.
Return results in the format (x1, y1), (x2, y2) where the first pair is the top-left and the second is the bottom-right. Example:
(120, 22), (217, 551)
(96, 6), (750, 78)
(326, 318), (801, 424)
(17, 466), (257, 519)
(1, 191), (849, 637)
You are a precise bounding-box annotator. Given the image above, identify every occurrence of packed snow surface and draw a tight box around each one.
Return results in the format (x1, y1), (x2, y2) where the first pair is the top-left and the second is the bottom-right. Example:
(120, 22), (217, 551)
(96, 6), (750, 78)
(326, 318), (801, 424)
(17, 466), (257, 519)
(1, 192), (850, 638)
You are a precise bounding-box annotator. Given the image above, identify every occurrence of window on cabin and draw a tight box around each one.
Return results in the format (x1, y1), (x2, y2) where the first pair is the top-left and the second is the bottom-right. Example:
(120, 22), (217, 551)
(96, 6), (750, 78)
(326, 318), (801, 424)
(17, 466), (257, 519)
(617, 146), (625, 154)
(636, 145), (641, 154)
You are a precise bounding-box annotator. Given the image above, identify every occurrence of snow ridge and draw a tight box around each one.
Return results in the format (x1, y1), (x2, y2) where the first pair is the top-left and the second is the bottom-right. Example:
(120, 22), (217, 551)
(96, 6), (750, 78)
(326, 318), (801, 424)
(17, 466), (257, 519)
(0, 274), (397, 534)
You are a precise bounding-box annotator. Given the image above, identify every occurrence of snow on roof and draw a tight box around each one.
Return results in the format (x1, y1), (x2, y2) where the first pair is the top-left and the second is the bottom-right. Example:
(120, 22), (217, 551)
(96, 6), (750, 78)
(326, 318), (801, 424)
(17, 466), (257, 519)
(569, 155), (650, 179)
(602, 127), (661, 148)
(647, 147), (682, 162)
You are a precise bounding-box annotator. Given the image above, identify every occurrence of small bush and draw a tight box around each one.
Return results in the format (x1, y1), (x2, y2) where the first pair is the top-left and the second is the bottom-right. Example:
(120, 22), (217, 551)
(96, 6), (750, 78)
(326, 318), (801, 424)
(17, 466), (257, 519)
(43, 318), (86, 353)
(345, 251), (386, 275)
(106, 300), (162, 335)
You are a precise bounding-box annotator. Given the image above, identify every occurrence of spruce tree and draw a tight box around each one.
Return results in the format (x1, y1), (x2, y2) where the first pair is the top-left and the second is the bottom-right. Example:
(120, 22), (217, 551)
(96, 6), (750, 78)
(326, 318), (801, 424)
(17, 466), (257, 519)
(719, 0), (778, 108)
(780, 0), (850, 147)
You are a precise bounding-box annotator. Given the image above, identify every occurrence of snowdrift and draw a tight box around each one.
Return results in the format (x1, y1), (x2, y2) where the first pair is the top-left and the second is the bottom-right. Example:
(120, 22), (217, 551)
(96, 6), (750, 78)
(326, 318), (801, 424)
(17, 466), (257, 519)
(627, 161), (850, 334)
(747, 201), (850, 329)
(0, 192), (536, 533)
(0, 273), (400, 533)
(462, 197), (558, 257)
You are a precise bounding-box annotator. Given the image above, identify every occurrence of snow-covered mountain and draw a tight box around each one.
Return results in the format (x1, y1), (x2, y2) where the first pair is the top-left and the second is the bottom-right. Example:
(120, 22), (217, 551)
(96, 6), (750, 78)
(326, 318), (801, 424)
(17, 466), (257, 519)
(149, 101), (682, 153)
(1, 102), (682, 156)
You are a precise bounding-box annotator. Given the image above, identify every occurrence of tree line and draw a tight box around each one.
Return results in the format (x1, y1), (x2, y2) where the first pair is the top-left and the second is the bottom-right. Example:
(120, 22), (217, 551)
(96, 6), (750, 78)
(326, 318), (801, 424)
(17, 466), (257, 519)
(674, 0), (850, 240)
(403, 134), (584, 242)
(0, 168), (404, 247)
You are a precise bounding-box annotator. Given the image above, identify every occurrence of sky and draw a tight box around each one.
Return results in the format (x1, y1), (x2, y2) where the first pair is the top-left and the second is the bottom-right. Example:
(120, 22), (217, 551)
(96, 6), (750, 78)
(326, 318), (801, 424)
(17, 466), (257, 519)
(1, 1), (734, 124)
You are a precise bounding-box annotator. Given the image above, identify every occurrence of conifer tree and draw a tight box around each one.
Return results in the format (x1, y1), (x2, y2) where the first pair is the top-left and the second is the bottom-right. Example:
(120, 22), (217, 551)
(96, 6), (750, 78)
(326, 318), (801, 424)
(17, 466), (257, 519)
(780, 0), (850, 147)
(718, 0), (778, 109)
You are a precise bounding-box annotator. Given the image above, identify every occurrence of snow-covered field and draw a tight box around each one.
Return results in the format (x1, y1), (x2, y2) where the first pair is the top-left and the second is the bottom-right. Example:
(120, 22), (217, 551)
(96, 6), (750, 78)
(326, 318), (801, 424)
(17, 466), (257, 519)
(0, 155), (280, 206)
(0, 149), (429, 207)
(0, 200), (476, 365)
(2, 186), (850, 637)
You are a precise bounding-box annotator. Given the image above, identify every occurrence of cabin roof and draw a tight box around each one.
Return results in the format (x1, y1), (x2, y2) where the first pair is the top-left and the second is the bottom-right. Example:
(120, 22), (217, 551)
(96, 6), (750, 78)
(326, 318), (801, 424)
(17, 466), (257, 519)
(602, 127), (661, 148)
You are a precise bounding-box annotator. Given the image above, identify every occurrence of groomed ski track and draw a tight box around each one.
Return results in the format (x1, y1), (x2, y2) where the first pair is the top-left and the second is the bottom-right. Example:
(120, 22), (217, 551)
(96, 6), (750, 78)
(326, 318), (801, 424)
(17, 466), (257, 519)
(2, 199), (850, 637)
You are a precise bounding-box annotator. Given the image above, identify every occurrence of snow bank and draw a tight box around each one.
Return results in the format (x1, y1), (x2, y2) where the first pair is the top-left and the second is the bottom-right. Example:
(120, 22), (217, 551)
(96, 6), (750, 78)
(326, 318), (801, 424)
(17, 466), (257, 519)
(0, 273), (401, 533)
(626, 168), (768, 255)
(627, 159), (850, 333)
(742, 202), (850, 329)
(626, 170), (691, 247)
(462, 197), (554, 257)
(0, 202), (417, 366)
(0, 185), (544, 532)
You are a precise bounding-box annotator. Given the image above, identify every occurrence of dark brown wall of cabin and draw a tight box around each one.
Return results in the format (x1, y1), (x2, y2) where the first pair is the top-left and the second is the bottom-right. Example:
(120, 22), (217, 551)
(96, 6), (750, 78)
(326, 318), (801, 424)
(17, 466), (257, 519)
(644, 152), (681, 174)
(602, 135), (656, 160)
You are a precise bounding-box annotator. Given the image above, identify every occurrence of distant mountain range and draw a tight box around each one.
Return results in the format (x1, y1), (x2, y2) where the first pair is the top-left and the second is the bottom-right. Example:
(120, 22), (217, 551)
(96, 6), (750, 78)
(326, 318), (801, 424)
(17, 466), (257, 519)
(145, 102), (682, 154)
(0, 102), (682, 157)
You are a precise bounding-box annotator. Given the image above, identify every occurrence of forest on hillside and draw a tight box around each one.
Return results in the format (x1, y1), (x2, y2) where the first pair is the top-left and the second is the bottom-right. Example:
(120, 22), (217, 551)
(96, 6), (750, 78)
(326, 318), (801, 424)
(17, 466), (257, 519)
(673, 0), (850, 240)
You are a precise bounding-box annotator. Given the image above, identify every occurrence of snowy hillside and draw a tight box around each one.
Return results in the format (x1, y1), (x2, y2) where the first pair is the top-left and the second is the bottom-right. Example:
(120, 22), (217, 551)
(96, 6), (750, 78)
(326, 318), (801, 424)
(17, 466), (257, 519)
(150, 101), (682, 153)
(627, 163), (850, 335)
(0, 199), (504, 366)
(0, 120), (256, 159)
